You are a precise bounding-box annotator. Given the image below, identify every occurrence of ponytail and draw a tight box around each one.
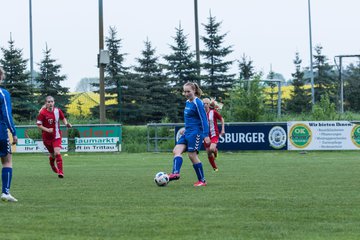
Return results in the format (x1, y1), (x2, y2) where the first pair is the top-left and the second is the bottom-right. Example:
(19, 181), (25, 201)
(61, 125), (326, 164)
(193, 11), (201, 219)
(184, 82), (203, 98)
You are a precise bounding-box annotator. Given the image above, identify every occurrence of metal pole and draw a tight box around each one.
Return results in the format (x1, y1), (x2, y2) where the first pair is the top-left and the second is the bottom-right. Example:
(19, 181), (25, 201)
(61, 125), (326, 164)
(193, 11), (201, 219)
(98, 0), (106, 123)
(308, 0), (315, 106)
(339, 57), (343, 114)
(194, 0), (201, 79)
(29, 0), (34, 86)
(277, 81), (281, 118)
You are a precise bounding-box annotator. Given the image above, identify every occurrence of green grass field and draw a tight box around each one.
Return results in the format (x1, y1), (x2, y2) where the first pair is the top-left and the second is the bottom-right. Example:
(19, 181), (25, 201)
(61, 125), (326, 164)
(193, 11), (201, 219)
(2, 151), (360, 240)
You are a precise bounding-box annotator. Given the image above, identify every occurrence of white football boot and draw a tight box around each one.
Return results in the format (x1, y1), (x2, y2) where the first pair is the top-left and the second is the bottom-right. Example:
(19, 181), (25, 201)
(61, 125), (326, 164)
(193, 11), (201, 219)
(1, 193), (18, 202)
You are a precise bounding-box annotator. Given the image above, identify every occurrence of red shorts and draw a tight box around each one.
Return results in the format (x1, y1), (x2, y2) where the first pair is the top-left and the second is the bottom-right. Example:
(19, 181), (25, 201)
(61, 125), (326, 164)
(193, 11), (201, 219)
(43, 138), (62, 153)
(203, 136), (219, 148)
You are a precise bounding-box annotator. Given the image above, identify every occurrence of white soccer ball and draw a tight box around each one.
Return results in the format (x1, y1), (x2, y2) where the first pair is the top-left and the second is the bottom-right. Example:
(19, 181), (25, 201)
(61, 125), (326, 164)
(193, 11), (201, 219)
(154, 172), (169, 187)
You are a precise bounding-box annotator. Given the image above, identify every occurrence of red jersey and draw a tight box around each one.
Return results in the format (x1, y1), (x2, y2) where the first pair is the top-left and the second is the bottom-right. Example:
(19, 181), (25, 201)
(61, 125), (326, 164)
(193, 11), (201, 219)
(207, 109), (222, 138)
(36, 107), (65, 141)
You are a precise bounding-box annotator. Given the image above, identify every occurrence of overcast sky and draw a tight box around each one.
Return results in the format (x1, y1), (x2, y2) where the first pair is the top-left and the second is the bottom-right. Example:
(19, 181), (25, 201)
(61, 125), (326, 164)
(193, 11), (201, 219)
(1, 0), (359, 91)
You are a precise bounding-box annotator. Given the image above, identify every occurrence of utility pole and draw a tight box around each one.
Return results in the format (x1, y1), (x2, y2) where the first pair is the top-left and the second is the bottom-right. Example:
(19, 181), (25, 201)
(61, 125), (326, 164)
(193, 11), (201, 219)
(308, 0), (315, 106)
(29, 0), (34, 86)
(194, 0), (201, 82)
(98, 0), (106, 123)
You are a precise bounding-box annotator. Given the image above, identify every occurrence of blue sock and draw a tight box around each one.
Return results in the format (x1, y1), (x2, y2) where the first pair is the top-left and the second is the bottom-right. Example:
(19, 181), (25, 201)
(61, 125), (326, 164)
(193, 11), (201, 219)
(172, 156), (183, 174)
(2, 167), (12, 194)
(193, 162), (205, 182)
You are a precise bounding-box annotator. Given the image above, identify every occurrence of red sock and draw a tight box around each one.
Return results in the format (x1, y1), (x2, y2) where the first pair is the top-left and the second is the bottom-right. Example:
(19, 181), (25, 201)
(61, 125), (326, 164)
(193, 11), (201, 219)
(55, 154), (63, 174)
(208, 155), (217, 169)
(49, 156), (58, 173)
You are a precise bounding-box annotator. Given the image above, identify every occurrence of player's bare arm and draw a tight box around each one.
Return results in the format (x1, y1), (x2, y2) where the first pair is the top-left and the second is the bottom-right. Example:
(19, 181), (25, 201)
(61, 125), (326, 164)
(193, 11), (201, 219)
(37, 124), (53, 133)
(63, 118), (72, 128)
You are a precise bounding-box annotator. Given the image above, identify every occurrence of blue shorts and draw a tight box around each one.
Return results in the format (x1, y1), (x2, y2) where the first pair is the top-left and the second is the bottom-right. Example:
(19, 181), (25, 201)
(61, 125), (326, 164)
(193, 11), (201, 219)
(0, 138), (11, 157)
(177, 132), (204, 152)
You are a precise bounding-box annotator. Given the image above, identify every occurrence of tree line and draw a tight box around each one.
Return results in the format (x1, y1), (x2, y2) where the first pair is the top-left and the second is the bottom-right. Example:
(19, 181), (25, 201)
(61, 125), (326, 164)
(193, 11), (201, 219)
(1, 14), (360, 124)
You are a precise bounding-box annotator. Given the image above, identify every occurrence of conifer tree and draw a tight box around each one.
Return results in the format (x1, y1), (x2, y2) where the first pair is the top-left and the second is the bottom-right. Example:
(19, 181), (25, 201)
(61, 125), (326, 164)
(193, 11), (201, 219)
(265, 69), (277, 112)
(237, 54), (255, 95)
(201, 13), (235, 99)
(36, 45), (70, 112)
(163, 24), (199, 122)
(286, 52), (311, 113)
(118, 72), (145, 124)
(104, 26), (129, 122)
(0, 37), (36, 121)
(164, 24), (200, 86)
(238, 54), (255, 81)
(344, 62), (360, 111)
(313, 45), (338, 104)
(134, 39), (171, 123)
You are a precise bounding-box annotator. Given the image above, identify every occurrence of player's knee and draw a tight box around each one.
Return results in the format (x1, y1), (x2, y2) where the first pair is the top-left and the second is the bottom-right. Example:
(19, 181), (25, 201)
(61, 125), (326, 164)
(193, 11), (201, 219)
(1, 155), (12, 166)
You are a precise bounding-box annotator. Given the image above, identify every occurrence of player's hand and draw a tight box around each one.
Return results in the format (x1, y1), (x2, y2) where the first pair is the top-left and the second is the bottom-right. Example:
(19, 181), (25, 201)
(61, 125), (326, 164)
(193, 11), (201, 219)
(47, 128), (54, 133)
(12, 136), (18, 145)
(66, 123), (72, 128)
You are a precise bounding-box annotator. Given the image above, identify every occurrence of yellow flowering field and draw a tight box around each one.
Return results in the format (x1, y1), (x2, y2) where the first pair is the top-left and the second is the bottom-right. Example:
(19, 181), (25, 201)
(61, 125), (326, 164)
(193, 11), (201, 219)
(264, 85), (311, 100)
(66, 92), (117, 117)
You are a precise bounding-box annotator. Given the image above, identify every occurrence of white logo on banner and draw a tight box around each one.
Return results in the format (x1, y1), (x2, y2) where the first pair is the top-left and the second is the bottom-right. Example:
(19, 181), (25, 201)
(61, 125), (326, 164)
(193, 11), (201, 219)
(268, 126), (287, 149)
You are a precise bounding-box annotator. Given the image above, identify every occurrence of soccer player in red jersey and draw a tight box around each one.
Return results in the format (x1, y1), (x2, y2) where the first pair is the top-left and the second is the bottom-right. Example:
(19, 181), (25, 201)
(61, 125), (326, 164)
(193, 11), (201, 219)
(203, 98), (225, 172)
(36, 96), (71, 178)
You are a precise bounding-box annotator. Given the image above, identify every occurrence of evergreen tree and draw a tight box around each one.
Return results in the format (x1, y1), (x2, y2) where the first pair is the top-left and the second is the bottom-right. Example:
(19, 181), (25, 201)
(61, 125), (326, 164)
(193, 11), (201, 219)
(163, 24), (200, 122)
(200, 13), (235, 99)
(134, 39), (171, 123)
(286, 52), (311, 113)
(265, 69), (277, 112)
(238, 54), (255, 81)
(104, 26), (130, 122)
(0, 37), (36, 121)
(237, 54), (255, 94)
(35, 45), (70, 112)
(313, 45), (338, 104)
(118, 72), (145, 124)
(344, 62), (360, 111)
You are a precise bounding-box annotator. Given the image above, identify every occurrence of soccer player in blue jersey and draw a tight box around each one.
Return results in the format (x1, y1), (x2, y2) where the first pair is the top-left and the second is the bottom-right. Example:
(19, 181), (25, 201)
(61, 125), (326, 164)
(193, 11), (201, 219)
(169, 82), (210, 187)
(0, 67), (18, 202)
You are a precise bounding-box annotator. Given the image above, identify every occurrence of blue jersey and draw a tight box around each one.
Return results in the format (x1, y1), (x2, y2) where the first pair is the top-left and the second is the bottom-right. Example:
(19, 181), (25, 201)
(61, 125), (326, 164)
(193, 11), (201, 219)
(0, 88), (16, 140)
(184, 97), (209, 138)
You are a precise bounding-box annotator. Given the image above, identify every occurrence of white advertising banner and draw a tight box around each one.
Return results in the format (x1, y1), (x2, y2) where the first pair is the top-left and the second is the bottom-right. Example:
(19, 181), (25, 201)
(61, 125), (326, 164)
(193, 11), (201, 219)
(75, 137), (120, 152)
(16, 138), (68, 153)
(288, 121), (360, 150)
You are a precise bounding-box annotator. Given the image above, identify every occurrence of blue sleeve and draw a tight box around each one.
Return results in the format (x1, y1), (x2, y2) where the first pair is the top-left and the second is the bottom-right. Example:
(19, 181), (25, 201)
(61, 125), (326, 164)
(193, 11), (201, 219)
(195, 98), (209, 137)
(0, 89), (16, 136)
